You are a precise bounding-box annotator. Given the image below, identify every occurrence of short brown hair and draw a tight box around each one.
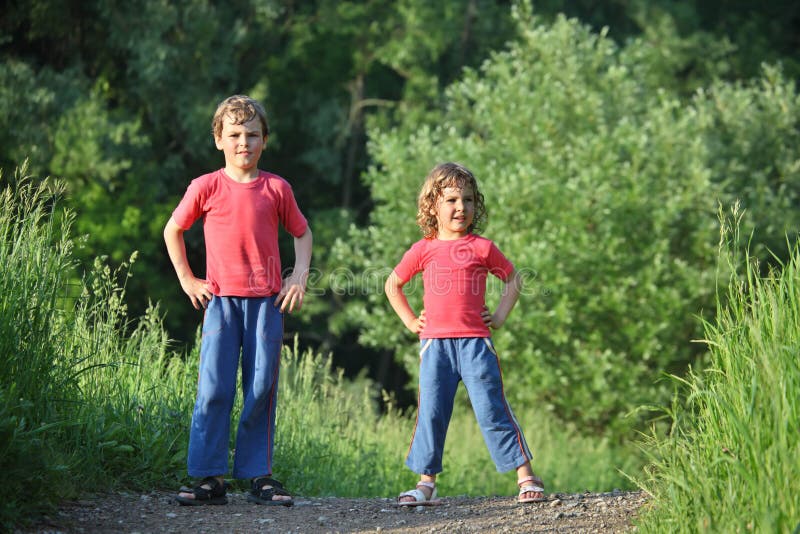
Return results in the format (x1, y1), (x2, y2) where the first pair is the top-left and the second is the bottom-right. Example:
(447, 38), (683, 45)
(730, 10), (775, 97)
(416, 162), (487, 239)
(212, 95), (270, 139)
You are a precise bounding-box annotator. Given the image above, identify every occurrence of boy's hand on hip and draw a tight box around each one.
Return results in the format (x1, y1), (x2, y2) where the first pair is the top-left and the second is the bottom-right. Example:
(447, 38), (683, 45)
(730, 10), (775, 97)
(276, 275), (306, 313)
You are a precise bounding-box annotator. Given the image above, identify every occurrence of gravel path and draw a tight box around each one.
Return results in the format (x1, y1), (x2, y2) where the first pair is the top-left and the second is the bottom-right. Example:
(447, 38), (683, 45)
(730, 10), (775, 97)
(20, 489), (648, 533)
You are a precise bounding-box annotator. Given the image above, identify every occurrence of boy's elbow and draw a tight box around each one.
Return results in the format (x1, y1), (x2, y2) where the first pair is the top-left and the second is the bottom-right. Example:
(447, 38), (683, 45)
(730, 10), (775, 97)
(163, 218), (184, 241)
(295, 226), (312, 243)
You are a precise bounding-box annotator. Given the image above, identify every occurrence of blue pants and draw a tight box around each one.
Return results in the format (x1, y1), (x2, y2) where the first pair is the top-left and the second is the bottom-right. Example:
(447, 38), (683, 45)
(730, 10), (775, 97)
(406, 337), (532, 475)
(187, 295), (283, 479)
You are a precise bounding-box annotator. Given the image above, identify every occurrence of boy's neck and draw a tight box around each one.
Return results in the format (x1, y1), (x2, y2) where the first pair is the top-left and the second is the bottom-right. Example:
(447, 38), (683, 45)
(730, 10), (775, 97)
(224, 166), (260, 183)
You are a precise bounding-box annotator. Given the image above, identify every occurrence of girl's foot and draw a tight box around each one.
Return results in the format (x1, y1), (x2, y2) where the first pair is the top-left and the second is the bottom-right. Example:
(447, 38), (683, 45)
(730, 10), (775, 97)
(398, 480), (438, 505)
(517, 475), (546, 503)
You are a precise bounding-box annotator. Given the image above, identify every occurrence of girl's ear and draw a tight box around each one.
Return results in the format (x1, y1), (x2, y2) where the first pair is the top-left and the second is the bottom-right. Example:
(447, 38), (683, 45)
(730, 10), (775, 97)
(429, 196), (438, 216)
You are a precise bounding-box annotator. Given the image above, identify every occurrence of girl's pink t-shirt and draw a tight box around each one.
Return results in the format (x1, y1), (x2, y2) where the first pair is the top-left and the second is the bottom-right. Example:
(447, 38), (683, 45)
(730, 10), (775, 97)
(393, 234), (514, 338)
(172, 169), (308, 297)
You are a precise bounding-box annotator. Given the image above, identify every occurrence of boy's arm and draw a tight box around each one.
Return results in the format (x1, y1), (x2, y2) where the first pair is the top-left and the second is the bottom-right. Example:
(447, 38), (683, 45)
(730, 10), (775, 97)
(276, 228), (313, 313)
(163, 216), (213, 310)
(385, 270), (426, 334)
(482, 269), (522, 329)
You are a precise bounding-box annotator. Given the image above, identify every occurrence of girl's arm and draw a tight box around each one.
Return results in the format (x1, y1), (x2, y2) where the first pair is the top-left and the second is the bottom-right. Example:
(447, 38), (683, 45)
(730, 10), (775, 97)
(385, 270), (426, 334)
(483, 269), (522, 329)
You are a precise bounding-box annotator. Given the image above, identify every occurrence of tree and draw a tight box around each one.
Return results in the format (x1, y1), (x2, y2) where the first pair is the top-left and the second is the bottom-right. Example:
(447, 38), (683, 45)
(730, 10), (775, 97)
(333, 5), (800, 438)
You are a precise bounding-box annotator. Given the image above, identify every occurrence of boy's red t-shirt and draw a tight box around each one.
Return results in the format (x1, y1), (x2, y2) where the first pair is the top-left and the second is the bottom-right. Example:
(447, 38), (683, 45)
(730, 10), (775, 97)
(393, 234), (514, 338)
(172, 169), (308, 297)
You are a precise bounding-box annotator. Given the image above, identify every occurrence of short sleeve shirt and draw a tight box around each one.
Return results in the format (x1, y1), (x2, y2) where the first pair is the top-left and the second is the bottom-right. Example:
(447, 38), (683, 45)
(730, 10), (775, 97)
(172, 169), (308, 297)
(393, 234), (514, 338)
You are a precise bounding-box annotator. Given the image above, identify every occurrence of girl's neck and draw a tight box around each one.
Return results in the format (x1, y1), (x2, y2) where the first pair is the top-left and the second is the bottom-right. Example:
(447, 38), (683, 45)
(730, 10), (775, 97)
(435, 231), (471, 241)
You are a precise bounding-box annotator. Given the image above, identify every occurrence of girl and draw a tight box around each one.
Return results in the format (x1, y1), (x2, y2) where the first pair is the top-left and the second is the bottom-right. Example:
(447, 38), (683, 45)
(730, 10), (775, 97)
(384, 162), (545, 505)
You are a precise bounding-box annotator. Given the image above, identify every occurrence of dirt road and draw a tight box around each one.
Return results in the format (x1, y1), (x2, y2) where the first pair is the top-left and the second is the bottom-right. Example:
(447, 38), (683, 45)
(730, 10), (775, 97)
(22, 489), (647, 533)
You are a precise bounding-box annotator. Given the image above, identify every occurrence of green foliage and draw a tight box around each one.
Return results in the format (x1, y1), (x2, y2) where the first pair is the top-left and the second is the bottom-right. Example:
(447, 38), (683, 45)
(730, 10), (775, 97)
(335, 8), (800, 442)
(0, 171), (75, 527)
(0, 171), (190, 527)
(695, 66), (800, 261)
(3, 0), (800, 521)
(634, 207), (800, 532)
(1, 172), (638, 528)
(271, 339), (412, 496)
(436, 387), (641, 495)
(0, 0), (518, 357)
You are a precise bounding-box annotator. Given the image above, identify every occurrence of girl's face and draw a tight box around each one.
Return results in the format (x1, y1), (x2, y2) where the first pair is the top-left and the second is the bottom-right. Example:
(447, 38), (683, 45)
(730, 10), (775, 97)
(433, 185), (474, 240)
(215, 116), (266, 181)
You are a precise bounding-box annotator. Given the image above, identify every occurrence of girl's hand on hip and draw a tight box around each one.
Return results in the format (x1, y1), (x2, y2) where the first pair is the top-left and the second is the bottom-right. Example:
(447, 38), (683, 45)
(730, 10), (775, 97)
(405, 309), (426, 334)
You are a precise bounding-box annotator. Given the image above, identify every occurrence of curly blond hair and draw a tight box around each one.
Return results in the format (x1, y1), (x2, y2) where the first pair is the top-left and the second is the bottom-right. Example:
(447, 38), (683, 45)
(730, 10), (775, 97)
(416, 162), (487, 239)
(212, 95), (270, 139)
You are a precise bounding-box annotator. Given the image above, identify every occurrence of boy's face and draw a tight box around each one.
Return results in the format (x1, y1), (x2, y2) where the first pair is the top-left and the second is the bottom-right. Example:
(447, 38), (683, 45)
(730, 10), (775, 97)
(433, 185), (474, 240)
(214, 116), (267, 178)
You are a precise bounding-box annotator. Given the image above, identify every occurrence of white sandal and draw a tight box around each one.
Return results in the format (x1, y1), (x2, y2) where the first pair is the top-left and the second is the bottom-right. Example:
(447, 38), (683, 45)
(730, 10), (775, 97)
(517, 475), (546, 503)
(397, 481), (440, 506)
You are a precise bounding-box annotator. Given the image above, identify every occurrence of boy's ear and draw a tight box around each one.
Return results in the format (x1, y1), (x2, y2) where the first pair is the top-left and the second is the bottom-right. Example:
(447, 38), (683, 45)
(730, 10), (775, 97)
(214, 135), (223, 150)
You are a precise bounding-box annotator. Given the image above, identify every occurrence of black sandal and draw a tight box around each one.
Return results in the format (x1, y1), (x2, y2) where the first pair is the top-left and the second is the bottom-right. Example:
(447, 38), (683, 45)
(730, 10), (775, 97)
(247, 476), (294, 507)
(175, 476), (228, 506)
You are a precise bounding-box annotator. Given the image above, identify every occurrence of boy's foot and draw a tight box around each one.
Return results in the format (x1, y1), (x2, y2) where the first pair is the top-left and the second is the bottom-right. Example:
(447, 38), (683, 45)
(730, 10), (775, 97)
(397, 481), (440, 506)
(247, 476), (294, 506)
(517, 475), (546, 503)
(175, 476), (228, 506)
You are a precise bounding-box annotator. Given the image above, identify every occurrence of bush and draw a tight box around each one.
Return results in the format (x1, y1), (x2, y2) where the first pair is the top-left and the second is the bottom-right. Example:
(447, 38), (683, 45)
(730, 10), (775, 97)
(333, 7), (800, 441)
(0, 164), (637, 531)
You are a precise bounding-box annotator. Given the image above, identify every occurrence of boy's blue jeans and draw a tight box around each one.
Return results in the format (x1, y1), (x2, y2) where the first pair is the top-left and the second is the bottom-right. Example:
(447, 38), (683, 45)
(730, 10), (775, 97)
(187, 295), (283, 480)
(405, 337), (533, 475)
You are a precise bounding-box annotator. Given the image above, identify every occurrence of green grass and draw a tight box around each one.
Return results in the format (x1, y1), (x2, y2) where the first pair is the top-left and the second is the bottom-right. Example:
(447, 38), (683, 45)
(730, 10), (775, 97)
(0, 169), (640, 529)
(633, 213), (800, 532)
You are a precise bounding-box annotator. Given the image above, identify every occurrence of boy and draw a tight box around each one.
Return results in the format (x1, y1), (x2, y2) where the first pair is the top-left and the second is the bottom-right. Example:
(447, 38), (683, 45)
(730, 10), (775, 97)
(164, 95), (312, 506)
